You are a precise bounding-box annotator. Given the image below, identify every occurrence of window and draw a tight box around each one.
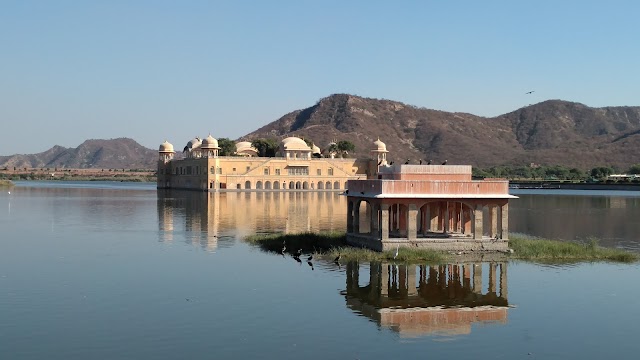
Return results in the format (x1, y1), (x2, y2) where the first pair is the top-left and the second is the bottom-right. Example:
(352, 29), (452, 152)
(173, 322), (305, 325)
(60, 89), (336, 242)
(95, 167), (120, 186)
(246, 166), (250, 172)
(187, 166), (192, 175)
(287, 167), (309, 175)
(275, 169), (281, 175)
(217, 167), (222, 174)
(232, 167), (236, 172)
(264, 168), (269, 175)
(210, 166), (216, 175)
(317, 169), (322, 176)
(328, 168), (334, 176)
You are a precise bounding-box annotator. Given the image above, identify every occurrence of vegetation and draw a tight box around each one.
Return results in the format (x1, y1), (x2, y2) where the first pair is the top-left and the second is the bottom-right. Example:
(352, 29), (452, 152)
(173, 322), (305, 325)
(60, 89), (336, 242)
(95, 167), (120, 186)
(245, 232), (638, 264)
(473, 164), (640, 182)
(0, 179), (14, 187)
(328, 140), (356, 158)
(217, 138), (237, 156)
(251, 138), (279, 157)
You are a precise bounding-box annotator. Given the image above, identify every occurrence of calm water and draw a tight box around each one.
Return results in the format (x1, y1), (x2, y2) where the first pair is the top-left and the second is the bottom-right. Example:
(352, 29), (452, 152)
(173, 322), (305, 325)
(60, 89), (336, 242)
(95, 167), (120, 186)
(1, 181), (640, 359)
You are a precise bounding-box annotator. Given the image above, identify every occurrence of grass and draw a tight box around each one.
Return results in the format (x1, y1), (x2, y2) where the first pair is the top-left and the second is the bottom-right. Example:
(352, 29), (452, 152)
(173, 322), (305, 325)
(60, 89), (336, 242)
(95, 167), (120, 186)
(245, 231), (638, 264)
(0, 179), (14, 187)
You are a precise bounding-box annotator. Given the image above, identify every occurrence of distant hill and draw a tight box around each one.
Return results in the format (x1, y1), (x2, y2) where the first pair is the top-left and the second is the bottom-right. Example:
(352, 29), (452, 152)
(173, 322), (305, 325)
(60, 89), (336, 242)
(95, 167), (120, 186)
(0, 138), (157, 169)
(242, 94), (640, 170)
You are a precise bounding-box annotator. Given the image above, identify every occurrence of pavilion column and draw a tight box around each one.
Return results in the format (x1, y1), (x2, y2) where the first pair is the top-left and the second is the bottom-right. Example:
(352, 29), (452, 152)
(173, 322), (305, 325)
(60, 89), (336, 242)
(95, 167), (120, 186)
(500, 262), (508, 299)
(424, 205), (431, 234)
(489, 204), (498, 238)
(463, 207), (471, 234)
(473, 204), (484, 240)
(347, 200), (354, 234)
(380, 203), (390, 241)
(443, 202), (450, 233)
(370, 203), (379, 235)
(430, 203), (439, 231)
(462, 264), (471, 289)
(353, 201), (360, 234)
(408, 204), (418, 241)
(500, 203), (509, 239)
(473, 263), (482, 294)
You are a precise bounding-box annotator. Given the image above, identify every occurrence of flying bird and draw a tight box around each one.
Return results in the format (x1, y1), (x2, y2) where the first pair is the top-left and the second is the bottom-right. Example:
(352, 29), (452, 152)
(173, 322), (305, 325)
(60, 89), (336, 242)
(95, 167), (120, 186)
(525, 90), (535, 94)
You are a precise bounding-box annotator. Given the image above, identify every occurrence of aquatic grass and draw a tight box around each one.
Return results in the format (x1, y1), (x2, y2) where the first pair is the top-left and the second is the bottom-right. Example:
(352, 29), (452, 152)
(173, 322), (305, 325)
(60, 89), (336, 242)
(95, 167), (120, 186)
(246, 231), (638, 264)
(509, 235), (638, 263)
(0, 179), (14, 187)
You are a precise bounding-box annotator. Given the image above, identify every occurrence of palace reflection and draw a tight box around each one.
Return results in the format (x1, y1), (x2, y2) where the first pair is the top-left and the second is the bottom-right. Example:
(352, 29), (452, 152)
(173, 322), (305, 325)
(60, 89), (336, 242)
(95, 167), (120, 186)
(343, 261), (509, 338)
(157, 190), (348, 251)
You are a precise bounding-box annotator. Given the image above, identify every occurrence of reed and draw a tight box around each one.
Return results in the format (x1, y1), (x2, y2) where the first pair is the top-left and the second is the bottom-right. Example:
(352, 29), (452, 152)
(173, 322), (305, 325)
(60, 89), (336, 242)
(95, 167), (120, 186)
(245, 231), (638, 263)
(0, 179), (14, 187)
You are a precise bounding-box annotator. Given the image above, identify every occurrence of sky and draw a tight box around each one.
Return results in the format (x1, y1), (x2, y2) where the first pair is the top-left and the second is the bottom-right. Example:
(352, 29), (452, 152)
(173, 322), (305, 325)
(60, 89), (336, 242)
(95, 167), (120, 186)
(1, 0), (639, 155)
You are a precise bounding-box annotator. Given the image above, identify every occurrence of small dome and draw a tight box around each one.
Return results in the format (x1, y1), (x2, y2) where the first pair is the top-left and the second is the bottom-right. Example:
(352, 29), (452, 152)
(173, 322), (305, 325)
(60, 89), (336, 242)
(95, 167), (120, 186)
(186, 137), (202, 150)
(372, 138), (388, 152)
(159, 140), (175, 153)
(281, 137), (311, 151)
(312, 144), (321, 154)
(201, 134), (220, 149)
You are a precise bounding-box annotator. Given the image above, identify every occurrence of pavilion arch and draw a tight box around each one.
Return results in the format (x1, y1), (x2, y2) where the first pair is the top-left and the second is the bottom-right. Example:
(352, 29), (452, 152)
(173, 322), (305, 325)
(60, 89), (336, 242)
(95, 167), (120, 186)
(418, 200), (476, 236)
(236, 184), (241, 190)
(303, 181), (309, 189)
(289, 181), (295, 190)
(318, 181), (324, 190)
(265, 181), (272, 190)
(245, 181), (252, 189)
(273, 181), (280, 190)
(295, 181), (301, 189)
(325, 181), (332, 190)
(256, 181), (263, 190)
(333, 181), (340, 190)
(310, 182), (315, 189)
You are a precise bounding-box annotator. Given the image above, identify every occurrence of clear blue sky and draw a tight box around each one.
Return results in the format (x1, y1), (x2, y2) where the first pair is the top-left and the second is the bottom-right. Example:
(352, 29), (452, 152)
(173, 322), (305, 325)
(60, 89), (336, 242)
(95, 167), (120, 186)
(1, 0), (638, 155)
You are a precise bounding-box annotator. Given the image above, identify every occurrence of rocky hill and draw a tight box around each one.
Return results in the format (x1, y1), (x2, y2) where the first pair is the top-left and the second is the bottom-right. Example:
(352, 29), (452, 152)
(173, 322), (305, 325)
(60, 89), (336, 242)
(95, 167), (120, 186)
(0, 138), (157, 169)
(243, 94), (640, 170)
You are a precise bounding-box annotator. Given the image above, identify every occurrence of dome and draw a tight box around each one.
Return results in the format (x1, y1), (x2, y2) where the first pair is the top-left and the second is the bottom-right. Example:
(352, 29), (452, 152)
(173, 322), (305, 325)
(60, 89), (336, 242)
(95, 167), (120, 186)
(159, 140), (175, 153)
(312, 144), (321, 154)
(201, 134), (220, 149)
(235, 141), (256, 152)
(372, 138), (388, 152)
(281, 137), (311, 151)
(186, 137), (202, 150)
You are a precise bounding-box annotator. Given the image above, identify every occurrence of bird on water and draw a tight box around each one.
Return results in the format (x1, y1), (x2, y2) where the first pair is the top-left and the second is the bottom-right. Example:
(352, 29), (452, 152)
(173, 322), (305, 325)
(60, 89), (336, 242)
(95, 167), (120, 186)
(334, 253), (341, 263)
(295, 248), (302, 257)
(307, 254), (313, 262)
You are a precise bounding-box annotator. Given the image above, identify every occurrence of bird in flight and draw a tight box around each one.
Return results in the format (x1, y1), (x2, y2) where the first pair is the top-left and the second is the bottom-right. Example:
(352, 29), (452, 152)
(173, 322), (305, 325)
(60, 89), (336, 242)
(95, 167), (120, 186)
(525, 90), (535, 94)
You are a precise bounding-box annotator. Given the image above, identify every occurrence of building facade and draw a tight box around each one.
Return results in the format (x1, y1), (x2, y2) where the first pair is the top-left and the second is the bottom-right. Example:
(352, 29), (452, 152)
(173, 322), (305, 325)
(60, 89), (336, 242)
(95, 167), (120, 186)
(157, 136), (389, 191)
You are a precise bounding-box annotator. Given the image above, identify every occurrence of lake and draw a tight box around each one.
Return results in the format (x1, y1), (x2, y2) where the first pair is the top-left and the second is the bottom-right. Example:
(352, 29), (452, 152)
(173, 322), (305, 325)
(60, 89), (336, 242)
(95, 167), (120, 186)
(1, 181), (639, 359)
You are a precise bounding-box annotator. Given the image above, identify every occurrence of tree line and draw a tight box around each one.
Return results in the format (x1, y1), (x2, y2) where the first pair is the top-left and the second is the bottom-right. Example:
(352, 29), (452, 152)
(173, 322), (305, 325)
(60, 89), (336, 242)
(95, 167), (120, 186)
(473, 164), (640, 182)
(216, 138), (356, 158)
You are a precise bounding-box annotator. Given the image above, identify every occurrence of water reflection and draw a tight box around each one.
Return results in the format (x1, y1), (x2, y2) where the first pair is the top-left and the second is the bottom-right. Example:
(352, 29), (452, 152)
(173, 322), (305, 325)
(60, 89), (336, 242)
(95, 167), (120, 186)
(343, 261), (508, 338)
(157, 190), (348, 251)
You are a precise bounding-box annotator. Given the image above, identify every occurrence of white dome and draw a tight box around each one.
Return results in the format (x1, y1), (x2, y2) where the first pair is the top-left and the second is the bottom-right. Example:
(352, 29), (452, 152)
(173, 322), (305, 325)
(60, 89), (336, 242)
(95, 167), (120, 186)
(312, 144), (321, 154)
(201, 134), (220, 149)
(372, 138), (388, 152)
(159, 140), (175, 153)
(186, 137), (202, 150)
(281, 137), (311, 151)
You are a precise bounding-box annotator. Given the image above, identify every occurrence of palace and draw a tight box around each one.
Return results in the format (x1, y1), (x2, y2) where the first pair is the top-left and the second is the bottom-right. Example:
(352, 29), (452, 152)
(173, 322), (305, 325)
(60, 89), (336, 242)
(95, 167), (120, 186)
(157, 135), (389, 191)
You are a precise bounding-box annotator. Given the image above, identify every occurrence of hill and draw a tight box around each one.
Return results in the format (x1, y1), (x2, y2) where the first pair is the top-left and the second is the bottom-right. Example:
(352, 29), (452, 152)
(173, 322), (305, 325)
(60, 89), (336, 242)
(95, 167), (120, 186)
(242, 94), (640, 170)
(0, 138), (157, 169)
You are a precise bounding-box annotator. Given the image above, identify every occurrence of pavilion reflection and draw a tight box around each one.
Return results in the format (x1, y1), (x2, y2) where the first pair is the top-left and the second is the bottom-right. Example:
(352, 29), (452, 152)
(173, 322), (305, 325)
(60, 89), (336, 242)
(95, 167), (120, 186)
(157, 190), (347, 251)
(343, 261), (509, 338)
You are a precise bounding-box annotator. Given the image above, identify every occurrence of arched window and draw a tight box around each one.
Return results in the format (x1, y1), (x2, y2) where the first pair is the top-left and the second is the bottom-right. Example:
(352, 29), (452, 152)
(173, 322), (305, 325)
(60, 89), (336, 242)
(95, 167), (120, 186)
(325, 181), (332, 190)
(265, 181), (272, 189)
(333, 181), (340, 190)
(245, 181), (252, 189)
(256, 181), (263, 189)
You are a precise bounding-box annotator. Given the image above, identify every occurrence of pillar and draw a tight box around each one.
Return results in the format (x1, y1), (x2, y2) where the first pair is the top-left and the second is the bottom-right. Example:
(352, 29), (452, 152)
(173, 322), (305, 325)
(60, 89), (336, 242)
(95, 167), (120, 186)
(370, 203), (379, 235)
(353, 201), (360, 234)
(424, 205), (431, 234)
(380, 203), (390, 241)
(490, 204), (498, 238)
(407, 265), (417, 296)
(347, 200), (354, 233)
(488, 263), (497, 293)
(473, 204), (484, 240)
(408, 204), (418, 240)
(500, 203), (509, 239)
(443, 202), (450, 233)
(381, 263), (389, 296)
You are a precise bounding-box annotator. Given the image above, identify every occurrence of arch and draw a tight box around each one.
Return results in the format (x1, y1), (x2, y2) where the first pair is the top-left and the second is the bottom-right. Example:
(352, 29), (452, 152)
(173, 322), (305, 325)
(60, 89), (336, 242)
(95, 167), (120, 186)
(273, 181), (280, 190)
(303, 181), (309, 189)
(236, 184), (241, 190)
(355, 199), (373, 234)
(289, 181), (295, 190)
(333, 181), (340, 190)
(310, 182), (315, 189)
(265, 181), (272, 190)
(318, 181), (324, 190)
(256, 181), (263, 190)
(344, 181), (348, 189)
(295, 181), (301, 189)
(245, 181), (252, 189)
(325, 181), (332, 190)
